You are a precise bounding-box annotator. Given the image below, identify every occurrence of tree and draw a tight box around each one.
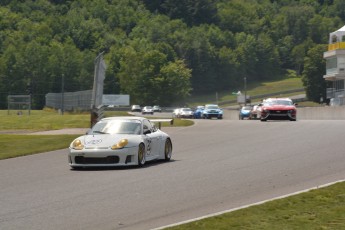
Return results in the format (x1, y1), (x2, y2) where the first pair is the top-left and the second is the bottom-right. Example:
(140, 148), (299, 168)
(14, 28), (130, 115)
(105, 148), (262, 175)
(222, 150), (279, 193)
(142, 0), (218, 26)
(154, 60), (192, 105)
(116, 40), (191, 106)
(302, 44), (327, 102)
(0, 0), (344, 109)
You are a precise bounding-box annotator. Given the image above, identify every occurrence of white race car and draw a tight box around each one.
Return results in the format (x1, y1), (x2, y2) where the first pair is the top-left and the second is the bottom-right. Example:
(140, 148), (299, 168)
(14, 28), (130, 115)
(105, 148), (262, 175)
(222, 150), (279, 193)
(68, 117), (172, 169)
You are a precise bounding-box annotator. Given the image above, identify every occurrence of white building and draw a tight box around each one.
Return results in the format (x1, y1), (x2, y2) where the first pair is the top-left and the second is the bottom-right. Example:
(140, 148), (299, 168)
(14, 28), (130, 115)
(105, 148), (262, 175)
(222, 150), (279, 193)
(324, 25), (345, 106)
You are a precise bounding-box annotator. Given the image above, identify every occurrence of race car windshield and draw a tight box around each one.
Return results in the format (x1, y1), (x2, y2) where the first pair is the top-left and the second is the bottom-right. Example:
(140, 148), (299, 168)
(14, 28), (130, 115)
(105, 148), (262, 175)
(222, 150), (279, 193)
(266, 100), (293, 106)
(91, 120), (141, 135)
(206, 105), (219, 109)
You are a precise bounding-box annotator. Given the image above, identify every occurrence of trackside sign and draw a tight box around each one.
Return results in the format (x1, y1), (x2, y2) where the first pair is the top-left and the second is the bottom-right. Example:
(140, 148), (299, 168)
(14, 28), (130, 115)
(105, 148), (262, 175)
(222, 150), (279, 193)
(102, 95), (130, 106)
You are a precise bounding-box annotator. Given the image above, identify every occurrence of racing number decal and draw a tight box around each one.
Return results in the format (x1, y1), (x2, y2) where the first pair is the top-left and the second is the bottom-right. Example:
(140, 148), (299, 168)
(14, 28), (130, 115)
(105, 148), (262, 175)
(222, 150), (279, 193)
(146, 138), (152, 155)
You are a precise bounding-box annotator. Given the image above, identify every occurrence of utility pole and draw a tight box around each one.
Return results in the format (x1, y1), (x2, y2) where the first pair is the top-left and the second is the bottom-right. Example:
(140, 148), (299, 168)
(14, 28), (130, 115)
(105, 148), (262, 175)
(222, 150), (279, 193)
(244, 77), (247, 106)
(61, 74), (64, 115)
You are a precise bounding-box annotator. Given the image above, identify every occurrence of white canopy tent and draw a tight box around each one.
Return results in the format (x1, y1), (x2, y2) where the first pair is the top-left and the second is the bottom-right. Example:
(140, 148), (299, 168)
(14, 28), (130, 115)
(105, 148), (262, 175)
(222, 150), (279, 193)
(329, 25), (345, 43)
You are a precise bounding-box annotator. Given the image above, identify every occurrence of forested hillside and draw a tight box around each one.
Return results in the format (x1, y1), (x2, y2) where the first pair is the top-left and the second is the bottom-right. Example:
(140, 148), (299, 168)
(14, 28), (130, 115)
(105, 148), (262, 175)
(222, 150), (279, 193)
(0, 0), (344, 108)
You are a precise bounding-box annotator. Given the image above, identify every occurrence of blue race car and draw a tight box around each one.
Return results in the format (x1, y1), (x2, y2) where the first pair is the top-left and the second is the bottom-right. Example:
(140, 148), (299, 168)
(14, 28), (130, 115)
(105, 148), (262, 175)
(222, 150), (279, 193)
(239, 105), (253, 120)
(202, 104), (223, 119)
(193, 106), (205, 119)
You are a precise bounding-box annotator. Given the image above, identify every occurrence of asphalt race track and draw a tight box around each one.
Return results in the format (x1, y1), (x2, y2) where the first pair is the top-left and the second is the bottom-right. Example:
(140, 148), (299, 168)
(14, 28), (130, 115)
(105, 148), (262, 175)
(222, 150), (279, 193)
(1, 119), (345, 230)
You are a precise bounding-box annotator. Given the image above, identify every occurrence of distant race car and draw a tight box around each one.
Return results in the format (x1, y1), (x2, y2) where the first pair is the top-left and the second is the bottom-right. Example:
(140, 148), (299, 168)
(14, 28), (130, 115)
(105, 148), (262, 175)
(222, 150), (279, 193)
(249, 104), (262, 119)
(68, 117), (173, 169)
(153, 105), (162, 112)
(202, 104), (223, 119)
(131, 105), (141, 112)
(141, 106), (154, 115)
(239, 105), (252, 120)
(172, 108), (181, 118)
(179, 108), (194, 118)
(260, 98), (297, 121)
(193, 106), (204, 119)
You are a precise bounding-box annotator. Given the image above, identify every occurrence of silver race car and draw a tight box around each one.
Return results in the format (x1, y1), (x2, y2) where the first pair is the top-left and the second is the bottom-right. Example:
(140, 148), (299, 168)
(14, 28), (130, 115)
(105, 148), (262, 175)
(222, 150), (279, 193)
(68, 117), (172, 169)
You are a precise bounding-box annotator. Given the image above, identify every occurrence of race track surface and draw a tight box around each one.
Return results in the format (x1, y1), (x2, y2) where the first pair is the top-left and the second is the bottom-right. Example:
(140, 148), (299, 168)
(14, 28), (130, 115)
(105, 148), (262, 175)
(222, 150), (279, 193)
(1, 119), (345, 230)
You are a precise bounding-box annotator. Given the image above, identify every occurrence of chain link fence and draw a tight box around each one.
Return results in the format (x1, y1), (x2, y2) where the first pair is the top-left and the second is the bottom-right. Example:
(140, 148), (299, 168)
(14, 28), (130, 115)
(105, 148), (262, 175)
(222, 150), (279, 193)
(45, 90), (92, 111)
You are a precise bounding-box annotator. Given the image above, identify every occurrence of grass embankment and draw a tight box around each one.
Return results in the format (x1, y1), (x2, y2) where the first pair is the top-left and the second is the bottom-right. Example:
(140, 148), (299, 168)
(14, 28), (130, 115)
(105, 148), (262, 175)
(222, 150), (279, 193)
(187, 77), (304, 106)
(167, 182), (345, 230)
(0, 109), (90, 130)
(0, 134), (80, 160)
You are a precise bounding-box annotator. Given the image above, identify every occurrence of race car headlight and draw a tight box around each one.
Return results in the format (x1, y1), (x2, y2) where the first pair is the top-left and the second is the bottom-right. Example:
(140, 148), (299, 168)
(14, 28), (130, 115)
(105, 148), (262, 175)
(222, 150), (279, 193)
(111, 139), (128, 150)
(72, 139), (84, 150)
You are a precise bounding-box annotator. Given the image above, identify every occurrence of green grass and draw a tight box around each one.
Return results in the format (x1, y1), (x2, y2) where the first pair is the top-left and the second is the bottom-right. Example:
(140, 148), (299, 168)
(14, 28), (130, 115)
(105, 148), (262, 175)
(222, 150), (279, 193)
(0, 110), (90, 130)
(187, 77), (304, 106)
(167, 182), (345, 230)
(297, 101), (322, 107)
(0, 109), (192, 131)
(0, 134), (79, 160)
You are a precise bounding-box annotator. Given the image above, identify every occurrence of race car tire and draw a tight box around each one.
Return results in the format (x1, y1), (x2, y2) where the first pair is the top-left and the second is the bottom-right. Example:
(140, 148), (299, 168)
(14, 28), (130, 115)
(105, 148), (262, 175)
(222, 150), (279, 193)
(164, 138), (172, 161)
(138, 143), (146, 166)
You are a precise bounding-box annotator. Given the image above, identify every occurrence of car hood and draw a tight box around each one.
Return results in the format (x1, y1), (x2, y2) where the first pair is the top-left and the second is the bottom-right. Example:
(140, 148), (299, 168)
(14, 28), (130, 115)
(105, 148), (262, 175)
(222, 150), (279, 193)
(203, 109), (222, 113)
(74, 134), (141, 148)
(263, 105), (296, 110)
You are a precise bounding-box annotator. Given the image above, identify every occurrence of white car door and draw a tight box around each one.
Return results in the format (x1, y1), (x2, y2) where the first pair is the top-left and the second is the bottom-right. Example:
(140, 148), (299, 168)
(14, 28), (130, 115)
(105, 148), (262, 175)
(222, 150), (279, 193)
(142, 120), (161, 160)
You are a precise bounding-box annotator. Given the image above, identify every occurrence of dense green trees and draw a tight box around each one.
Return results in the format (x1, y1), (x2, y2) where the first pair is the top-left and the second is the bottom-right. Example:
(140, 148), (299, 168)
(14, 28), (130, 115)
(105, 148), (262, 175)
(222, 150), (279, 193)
(0, 0), (343, 108)
(302, 44), (327, 102)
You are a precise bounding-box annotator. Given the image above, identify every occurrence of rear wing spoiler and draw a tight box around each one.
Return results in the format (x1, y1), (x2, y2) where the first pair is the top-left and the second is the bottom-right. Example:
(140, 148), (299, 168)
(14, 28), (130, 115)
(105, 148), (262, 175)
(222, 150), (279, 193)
(150, 119), (174, 129)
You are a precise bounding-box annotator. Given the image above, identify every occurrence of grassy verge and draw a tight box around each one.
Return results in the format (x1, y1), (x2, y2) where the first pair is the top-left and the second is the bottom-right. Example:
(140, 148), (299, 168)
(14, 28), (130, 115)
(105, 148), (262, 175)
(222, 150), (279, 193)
(0, 110), (192, 130)
(187, 77), (304, 106)
(167, 182), (345, 230)
(0, 110), (90, 130)
(0, 134), (79, 160)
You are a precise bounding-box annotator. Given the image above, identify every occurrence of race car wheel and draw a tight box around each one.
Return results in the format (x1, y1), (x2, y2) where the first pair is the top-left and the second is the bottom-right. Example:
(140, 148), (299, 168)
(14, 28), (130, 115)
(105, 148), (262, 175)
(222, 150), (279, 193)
(164, 138), (172, 161)
(138, 143), (146, 166)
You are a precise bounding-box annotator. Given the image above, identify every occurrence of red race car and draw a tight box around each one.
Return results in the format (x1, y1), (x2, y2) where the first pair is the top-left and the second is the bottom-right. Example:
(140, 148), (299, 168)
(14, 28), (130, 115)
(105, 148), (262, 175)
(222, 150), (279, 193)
(259, 98), (297, 121)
